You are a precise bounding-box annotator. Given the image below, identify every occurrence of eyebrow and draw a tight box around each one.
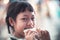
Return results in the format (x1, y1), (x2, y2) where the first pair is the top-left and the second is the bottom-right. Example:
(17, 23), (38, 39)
(23, 15), (34, 17)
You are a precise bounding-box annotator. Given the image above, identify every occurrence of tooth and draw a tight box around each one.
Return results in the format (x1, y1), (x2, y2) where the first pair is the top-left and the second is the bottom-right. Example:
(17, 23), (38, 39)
(24, 28), (36, 33)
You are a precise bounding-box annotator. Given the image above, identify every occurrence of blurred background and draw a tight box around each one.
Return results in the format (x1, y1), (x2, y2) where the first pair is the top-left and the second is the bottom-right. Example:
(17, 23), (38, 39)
(0, 0), (60, 40)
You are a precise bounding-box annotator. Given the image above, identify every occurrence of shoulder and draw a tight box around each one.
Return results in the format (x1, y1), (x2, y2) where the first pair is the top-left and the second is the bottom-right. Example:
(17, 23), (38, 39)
(7, 34), (26, 40)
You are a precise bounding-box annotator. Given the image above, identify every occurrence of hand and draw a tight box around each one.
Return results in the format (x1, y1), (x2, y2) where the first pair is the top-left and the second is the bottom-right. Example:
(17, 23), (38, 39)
(36, 29), (50, 40)
(24, 29), (37, 40)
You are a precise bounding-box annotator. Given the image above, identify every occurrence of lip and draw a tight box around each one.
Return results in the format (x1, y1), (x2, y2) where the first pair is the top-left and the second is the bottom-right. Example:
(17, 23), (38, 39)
(24, 27), (36, 32)
(24, 27), (33, 30)
(24, 26), (34, 29)
(24, 27), (33, 32)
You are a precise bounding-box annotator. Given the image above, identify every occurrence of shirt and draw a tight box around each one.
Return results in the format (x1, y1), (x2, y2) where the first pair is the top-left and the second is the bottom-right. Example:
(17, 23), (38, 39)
(7, 34), (25, 40)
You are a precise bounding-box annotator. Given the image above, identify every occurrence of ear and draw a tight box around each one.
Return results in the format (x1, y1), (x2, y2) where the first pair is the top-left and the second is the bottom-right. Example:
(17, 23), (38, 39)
(9, 17), (15, 26)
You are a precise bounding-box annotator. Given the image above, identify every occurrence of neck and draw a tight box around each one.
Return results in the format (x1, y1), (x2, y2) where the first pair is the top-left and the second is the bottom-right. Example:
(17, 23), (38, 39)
(13, 32), (24, 38)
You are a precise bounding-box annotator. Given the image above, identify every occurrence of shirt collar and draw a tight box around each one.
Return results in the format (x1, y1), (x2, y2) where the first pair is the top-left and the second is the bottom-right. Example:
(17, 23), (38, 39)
(8, 34), (25, 40)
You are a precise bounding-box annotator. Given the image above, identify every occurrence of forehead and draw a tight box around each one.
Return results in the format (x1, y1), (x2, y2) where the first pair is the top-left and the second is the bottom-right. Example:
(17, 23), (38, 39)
(17, 11), (35, 17)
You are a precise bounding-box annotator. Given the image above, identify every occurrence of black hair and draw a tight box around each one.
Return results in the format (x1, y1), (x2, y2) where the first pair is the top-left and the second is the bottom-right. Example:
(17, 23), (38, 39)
(6, 1), (34, 33)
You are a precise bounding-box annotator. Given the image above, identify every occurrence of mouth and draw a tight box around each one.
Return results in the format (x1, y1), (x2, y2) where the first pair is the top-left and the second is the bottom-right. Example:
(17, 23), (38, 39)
(24, 27), (33, 30)
(23, 27), (33, 32)
(24, 27), (36, 32)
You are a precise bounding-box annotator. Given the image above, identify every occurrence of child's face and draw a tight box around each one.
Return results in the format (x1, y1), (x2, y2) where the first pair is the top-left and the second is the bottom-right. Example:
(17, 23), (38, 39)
(13, 10), (35, 37)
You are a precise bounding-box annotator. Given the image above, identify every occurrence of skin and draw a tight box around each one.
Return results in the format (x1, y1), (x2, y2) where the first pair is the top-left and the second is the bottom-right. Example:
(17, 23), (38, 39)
(9, 10), (35, 38)
(9, 10), (50, 40)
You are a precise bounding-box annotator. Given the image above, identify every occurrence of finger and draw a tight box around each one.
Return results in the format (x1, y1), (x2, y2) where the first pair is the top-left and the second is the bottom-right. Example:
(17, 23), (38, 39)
(30, 31), (38, 39)
(36, 30), (42, 39)
(29, 32), (37, 40)
(24, 29), (31, 36)
(40, 30), (46, 40)
(36, 28), (40, 32)
(41, 30), (45, 36)
(37, 30), (46, 40)
(44, 30), (50, 38)
(44, 30), (50, 40)
(28, 30), (33, 35)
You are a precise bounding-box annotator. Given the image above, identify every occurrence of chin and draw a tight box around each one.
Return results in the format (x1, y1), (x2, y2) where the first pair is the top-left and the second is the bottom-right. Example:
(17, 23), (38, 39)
(19, 32), (25, 38)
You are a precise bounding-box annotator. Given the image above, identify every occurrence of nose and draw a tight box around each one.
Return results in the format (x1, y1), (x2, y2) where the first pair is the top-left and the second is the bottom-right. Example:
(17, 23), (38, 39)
(27, 20), (34, 28)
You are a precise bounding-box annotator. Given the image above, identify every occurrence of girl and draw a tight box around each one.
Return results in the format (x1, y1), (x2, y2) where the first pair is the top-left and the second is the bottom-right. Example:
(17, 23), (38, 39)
(6, 1), (50, 40)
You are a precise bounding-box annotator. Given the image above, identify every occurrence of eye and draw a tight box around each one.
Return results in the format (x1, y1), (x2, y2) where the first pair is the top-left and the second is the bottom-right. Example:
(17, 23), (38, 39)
(21, 18), (28, 21)
(31, 17), (34, 21)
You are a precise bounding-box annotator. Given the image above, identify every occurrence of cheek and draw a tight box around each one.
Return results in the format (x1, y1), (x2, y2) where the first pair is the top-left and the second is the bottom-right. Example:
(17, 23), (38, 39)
(14, 22), (26, 33)
(33, 22), (35, 27)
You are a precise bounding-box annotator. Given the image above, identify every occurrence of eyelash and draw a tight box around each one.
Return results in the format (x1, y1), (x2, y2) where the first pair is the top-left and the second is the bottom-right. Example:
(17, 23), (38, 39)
(21, 18), (34, 21)
(22, 18), (28, 21)
(31, 18), (34, 21)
